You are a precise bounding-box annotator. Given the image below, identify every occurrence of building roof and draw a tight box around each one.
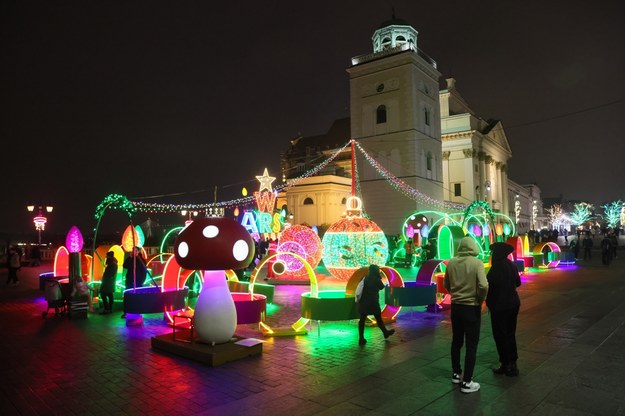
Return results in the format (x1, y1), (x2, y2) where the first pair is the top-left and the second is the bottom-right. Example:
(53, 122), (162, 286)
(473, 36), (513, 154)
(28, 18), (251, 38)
(377, 17), (412, 29)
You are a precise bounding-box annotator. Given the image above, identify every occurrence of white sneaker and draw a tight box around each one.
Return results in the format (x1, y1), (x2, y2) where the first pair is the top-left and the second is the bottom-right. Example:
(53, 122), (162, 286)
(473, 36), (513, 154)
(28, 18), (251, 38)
(451, 373), (461, 384)
(460, 380), (480, 393)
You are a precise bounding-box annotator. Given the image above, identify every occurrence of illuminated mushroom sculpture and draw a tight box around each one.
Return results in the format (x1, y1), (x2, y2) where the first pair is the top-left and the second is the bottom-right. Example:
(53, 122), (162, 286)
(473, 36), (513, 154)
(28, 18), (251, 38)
(174, 217), (255, 344)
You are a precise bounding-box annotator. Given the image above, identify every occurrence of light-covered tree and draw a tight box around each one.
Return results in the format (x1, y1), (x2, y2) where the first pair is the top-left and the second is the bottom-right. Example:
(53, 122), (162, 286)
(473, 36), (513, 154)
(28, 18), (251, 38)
(547, 204), (567, 229)
(601, 200), (623, 228)
(570, 202), (594, 228)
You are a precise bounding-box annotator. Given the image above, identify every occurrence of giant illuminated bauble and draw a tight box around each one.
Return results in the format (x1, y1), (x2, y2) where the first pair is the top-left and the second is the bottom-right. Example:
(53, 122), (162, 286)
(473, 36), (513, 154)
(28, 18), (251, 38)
(321, 217), (389, 282)
(276, 225), (323, 280)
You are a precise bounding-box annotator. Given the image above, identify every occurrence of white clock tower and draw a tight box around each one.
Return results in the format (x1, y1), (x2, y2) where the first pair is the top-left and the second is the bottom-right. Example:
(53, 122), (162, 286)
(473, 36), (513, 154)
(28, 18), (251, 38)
(347, 17), (443, 233)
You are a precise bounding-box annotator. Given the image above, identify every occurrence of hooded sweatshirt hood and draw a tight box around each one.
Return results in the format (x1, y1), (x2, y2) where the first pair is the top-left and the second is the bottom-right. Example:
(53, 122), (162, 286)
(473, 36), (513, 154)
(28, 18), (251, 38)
(457, 237), (480, 257)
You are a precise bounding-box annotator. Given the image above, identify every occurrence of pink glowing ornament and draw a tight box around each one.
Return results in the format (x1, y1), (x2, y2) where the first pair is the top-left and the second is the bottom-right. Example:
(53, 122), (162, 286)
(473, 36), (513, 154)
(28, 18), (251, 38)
(275, 225), (323, 279)
(65, 226), (84, 284)
(66, 226), (84, 253)
(174, 217), (255, 344)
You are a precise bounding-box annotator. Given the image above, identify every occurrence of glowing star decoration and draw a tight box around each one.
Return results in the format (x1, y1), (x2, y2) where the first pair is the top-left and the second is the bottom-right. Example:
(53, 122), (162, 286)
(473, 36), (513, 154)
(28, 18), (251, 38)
(275, 225), (323, 279)
(255, 168), (276, 192)
(65, 226), (84, 253)
(322, 196), (389, 281)
(121, 225), (140, 252)
(174, 217), (255, 344)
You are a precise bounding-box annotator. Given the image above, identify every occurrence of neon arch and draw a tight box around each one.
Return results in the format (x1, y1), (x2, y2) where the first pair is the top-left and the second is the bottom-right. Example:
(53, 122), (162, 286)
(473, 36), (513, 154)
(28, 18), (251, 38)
(250, 252), (317, 335)
(532, 242), (561, 268)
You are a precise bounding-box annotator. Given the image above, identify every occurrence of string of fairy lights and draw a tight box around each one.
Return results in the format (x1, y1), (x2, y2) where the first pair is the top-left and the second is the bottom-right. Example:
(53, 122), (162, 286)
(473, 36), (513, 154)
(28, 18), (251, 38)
(99, 139), (467, 216)
(129, 141), (352, 214)
(354, 141), (466, 211)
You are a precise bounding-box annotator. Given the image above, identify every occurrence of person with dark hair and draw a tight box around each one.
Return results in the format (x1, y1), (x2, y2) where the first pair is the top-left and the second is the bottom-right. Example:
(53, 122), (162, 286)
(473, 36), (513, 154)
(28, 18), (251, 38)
(444, 237), (488, 394)
(486, 242), (521, 377)
(100, 251), (118, 314)
(357, 264), (395, 345)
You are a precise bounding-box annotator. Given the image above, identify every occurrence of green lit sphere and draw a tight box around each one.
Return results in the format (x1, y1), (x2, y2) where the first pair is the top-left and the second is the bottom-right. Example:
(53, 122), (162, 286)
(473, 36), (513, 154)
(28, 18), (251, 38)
(321, 217), (389, 281)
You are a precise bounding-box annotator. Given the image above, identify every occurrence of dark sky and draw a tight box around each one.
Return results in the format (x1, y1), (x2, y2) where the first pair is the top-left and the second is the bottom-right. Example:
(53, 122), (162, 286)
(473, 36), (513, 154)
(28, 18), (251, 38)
(2, 0), (624, 240)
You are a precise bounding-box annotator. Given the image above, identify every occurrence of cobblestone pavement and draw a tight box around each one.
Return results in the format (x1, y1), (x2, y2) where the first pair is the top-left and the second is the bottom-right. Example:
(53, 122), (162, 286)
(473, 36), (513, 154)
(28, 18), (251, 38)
(1, 244), (624, 415)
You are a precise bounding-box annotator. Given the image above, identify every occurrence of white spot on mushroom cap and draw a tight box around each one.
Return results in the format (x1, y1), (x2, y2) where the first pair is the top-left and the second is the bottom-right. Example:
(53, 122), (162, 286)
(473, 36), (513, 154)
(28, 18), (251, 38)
(232, 239), (249, 261)
(203, 225), (219, 238)
(178, 241), (189, 258)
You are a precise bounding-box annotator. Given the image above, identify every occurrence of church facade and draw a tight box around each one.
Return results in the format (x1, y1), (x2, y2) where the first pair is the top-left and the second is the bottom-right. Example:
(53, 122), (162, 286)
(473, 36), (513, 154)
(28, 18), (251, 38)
(280, 17), (542, 235)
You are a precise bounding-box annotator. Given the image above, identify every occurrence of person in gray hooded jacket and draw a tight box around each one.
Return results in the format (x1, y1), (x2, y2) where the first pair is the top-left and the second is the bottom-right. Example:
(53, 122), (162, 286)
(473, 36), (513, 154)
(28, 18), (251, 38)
(444, 237), (488, 393)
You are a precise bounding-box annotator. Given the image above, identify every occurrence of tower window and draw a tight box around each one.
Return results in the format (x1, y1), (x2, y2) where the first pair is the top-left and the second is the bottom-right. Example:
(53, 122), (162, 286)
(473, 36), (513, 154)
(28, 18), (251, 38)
(454, 183), (462, 197)
(303, 197), (314, 205)
(376, 105), (387, 124)
(424, 107), (430, 126)
(381, 37), (391, 50)
(426, 152), (433, 179)
(341, 197), (347, 204)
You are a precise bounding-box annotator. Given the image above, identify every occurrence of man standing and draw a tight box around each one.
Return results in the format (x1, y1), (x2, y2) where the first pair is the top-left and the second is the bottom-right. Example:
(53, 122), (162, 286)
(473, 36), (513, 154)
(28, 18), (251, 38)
(444, 237), (488, 393)
(582, 233), (594, 260)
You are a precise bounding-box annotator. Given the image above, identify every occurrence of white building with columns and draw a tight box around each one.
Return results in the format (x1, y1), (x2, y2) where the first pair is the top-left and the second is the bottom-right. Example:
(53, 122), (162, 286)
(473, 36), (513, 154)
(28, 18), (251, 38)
(440, 78), (512, 214)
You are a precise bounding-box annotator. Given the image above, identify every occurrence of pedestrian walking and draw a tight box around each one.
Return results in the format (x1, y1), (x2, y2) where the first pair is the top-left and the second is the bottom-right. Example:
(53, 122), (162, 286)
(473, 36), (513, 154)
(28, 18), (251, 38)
(356, 264), (395, 345)
(486, 242), (521, 377)
(443, 237), (488, 393)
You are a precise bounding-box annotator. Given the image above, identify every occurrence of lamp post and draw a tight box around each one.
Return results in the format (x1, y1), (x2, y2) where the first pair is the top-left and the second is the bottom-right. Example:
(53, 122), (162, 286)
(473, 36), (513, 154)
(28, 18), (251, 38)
(27, 204), (53, 244)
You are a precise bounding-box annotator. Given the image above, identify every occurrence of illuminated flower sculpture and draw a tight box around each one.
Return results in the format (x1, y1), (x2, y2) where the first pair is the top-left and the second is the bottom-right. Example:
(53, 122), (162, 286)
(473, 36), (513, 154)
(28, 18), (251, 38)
(322, 196), (389, 282)
(174, 217), (254, 344)
(274, 225), (323, 280)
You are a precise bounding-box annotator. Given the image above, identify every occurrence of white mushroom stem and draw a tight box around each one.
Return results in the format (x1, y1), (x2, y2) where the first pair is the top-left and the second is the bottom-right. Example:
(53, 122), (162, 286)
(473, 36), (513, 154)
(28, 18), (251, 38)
(193, 269), (237, 344)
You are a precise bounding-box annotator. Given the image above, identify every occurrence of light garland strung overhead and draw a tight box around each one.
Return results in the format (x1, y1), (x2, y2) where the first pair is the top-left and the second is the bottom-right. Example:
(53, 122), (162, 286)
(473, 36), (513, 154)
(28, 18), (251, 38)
(354, 141), (466, 211)
(130, 141), (352, 213)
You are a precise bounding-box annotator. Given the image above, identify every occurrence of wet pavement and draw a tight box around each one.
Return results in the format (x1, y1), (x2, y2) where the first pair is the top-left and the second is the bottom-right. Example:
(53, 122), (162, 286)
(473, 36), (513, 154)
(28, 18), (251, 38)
(1, 241), (624, 415)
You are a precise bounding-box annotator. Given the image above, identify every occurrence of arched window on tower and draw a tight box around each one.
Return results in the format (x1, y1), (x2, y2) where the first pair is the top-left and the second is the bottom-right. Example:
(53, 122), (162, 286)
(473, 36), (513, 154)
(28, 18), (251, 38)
(303, 197), (314, 205)
(395, 35), (406, 47)
(376, 105), (387, 124)
(341, 197), (347, 205)
(381, 37), (391, 50)
(426, 152), (433, 179)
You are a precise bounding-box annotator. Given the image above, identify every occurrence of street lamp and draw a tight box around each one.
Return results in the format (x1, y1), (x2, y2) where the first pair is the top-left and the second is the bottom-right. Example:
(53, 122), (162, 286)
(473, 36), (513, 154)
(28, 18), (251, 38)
(27, 204), (54, 244)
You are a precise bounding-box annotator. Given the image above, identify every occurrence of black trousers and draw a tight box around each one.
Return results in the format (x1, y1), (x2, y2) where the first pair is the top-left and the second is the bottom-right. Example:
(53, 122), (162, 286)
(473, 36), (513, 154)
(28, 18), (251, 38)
(358, 313), (387, 339)
(451, 303), (482, 382)
(100, 291), (114, 311)
(490, 306), (519, 365)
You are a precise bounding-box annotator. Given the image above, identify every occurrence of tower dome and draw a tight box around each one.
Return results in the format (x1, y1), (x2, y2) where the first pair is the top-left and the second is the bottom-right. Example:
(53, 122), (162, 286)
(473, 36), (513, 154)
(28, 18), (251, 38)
(372, 15), (418, 53)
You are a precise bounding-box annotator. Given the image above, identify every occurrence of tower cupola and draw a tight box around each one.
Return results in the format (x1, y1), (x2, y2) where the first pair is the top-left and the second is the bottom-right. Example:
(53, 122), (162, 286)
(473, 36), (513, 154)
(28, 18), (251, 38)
(372, 15), (418, 53)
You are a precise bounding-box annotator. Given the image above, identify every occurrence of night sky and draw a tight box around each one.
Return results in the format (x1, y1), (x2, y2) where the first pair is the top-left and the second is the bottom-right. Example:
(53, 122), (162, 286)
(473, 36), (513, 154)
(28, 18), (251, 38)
(2, 0), (624, 240)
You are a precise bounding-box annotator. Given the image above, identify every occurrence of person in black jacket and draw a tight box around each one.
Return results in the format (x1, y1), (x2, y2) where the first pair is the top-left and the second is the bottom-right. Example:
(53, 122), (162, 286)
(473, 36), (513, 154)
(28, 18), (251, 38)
(486, 242), (521, 377)
(99, 251), (118, 314)
(357, 264), (395, 345)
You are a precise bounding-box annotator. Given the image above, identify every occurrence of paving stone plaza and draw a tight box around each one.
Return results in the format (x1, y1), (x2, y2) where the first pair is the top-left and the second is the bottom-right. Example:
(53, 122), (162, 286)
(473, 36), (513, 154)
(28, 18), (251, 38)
(1, 238), (624, 415)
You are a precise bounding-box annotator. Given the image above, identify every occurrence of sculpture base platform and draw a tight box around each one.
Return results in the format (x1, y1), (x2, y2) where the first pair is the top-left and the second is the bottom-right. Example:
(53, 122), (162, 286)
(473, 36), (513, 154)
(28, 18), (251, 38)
(151, 333), (262, 366)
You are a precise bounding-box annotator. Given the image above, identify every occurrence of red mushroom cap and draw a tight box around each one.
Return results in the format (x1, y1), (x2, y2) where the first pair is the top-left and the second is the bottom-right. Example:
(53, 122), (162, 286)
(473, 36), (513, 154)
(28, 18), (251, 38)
(174, 217), (255, 270)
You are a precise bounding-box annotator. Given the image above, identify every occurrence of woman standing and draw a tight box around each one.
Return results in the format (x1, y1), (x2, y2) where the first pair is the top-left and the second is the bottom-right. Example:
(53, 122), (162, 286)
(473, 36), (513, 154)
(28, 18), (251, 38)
(486, 242), (521, 377)
(357, 264), (395, 345)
